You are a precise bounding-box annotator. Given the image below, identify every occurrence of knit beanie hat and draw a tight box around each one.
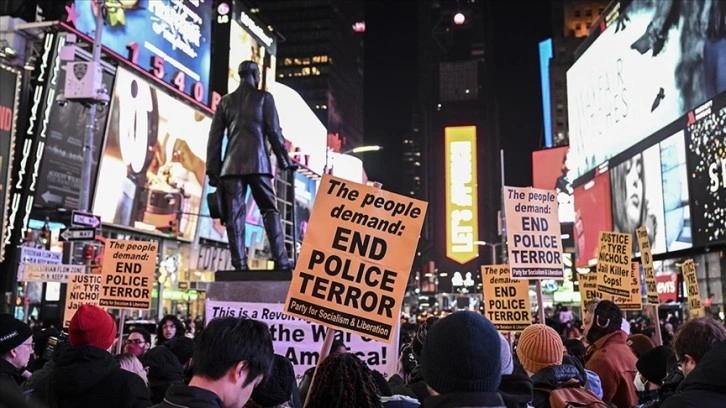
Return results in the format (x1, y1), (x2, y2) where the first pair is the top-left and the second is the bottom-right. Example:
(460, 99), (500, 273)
(252, 354), (296, 406)
(69, 304), (117, 350)
(627, 334), (655, 358)
(412, 316), (439, 358)
(517, 324), (564, 374)
(0, 314), (32, 354)
(636, 346), (673, 386)
(593, 300), (622, 334)
(499, 333), (514, 375)
(421, 311), (501, 393)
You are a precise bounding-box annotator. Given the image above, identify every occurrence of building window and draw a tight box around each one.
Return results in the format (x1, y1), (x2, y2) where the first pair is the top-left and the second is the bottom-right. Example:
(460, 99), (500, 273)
(585, 9), (592, 16)
(599, 8), (604, 14)
(586, 22), (591, 29)
(574, 9), (581, 17)
(575, 23), (582, 31)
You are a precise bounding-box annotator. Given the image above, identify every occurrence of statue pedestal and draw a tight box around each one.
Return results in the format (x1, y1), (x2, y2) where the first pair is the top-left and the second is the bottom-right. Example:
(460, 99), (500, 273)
(208, 269), (292, 303)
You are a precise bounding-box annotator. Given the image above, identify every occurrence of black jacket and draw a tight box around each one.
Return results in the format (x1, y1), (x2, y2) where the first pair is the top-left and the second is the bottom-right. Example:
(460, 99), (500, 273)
(0, 358), (25, 398)
(422, 391), (506, 408)
(207, 83), (292, 177)
(145, 346), (185, 404)
(31, 345), (151, 408)
(151, 384), (224, 408)
(531, 363), (586, 408)
(499, 364), (534, 408)
(660, 341), (726, 408)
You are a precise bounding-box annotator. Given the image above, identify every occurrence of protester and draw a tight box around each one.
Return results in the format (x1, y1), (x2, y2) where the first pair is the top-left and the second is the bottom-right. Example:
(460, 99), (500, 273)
(562, 339), (603, 398)
(388, 316), (440, 402)
(633, 345), (673, 407)
(31, 304), (151, 407)
(517, 324), (603, 408)
(584, 300), (638, 407)
(298, 338), (347, 403)
(628, 334), (656, 359)
(168, 336), (195, 384)
(126, 328), (152, 360)
(0, 314), (33, 395)
(497, 333), (533, 408)
(660, 317), (726, 407)
(304, 352), (383, 408)
(145, 344), (185, 403)
(116, 352), (149, 386)
(26, 328), (59, 372)
(155, 315), (185, 346)
(153, 317), (274, 408)
(420, 311), (506, 407)
(244, 354), (300, 408)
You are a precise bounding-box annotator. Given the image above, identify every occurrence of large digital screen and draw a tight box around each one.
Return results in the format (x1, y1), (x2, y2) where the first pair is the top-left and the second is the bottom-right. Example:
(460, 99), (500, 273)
(532, 146), (574, 223)
(574, 171), (612, 267)
(686, 95), (726, 245)
(73, 0), (212, 106)
(34, 62), (115, 209)
(568, 0), (726, 179)
(93, 68), (210, 241)
(0, 64), (21, 262)
(197, 176), (265, 246)
(228, 19), (276, 93)
(294, 172), (318, 246)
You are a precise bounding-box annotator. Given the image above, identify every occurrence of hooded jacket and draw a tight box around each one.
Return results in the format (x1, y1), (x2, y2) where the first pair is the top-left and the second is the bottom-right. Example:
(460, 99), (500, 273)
(151, 384), (224, 408)
(30, 345), (151, 408)
(499, 363), (534, 408)
(585, 330), (638, 408)
(531, 362), (587, 408)
(660, 341), (726, 408)
(145, 346), (185, 404)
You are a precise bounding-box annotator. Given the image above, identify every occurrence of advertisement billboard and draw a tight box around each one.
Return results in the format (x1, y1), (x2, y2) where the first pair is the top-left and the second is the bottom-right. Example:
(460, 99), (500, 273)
(445, 126), (478, 264)
(532, 146), (574, 223)
(93, 68), (210, 241)
(0, 64), (21, 262)
(197, 176), (265, 246)
(686, 94), (726, 245)
(227, 19), (276, 93)
(574, 171), (612, 267)
(34, 62), (115, 209)
(73, 0), (213, 106)
(568, 0), (726, 179)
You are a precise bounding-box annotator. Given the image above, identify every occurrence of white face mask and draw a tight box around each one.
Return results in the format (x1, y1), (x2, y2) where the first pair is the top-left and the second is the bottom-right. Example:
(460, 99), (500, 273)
(634, 373), (648, 392)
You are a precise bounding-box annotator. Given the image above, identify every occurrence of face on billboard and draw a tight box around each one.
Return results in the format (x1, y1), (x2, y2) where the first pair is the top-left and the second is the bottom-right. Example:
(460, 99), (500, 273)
(228, 20), (276, 92)
(532, 146), (574, 223)
(574, 171), (612, 267)
(567, 0), (726, 178)
(93, 68), (210, 241)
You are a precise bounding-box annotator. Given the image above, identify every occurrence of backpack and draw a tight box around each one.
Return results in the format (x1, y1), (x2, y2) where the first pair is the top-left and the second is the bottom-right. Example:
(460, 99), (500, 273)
(537, 379), (610, 408)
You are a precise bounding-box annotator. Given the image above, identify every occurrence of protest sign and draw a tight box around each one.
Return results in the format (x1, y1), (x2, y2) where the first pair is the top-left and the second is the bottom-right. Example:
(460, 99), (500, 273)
(596, 231), (632, 298)
(207, 300), (397, 380)
(503, 186), (563, 279)
(284, 175), (427, 343)
(578, 272), (601, 317)
(100, 240), (158, 309)
(19, 264), (85, 283)
(63, 273), (101, 327)
(681, 259), (704, 318)
(636, 226), (659, 305)
(481, 265), (531, 331)
(612, 262), (642, 311)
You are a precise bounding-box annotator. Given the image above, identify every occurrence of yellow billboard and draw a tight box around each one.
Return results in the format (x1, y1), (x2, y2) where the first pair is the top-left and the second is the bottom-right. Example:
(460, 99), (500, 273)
(445, 126), (478, 264)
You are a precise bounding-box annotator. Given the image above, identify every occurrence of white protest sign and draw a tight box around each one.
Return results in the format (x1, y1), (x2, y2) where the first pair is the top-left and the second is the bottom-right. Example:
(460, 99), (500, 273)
(206, 300), (397, 381)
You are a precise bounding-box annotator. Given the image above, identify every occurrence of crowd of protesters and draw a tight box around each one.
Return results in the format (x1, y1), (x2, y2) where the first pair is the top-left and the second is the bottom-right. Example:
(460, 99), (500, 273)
(2, 298), (726, 408)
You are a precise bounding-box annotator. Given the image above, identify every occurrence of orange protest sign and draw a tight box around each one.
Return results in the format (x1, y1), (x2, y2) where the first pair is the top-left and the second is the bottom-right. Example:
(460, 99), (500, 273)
(481, 265), (531, 331)
(503, 186), (563, 279)
(611, 262), (643, 311)
(636, 226), (659, 305)
(681, 259), (704, 318)
(284, 175), (427, 343)
(596, 231), (633, 298)
(63, 273), (102, 327)
(100, 240), (158, 310)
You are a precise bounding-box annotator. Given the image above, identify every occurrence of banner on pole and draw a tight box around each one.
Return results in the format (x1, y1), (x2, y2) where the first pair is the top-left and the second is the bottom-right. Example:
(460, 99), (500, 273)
(636, 226), (659, 305)
(481, 265), (531, 331)
(100, 240), (158, 310)
(596, 231), (633, 298)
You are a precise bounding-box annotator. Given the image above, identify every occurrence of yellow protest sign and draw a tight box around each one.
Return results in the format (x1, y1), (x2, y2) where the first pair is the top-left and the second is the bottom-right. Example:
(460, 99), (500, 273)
(612, 262), (642, 311)
(503, 186), (563, 279)
(100, 240), (158, 310)
(284, 175), (427, 343)
(578, 272), (600, 317)
(681, 259), (704, 318)
(596, 231), (633, 298)
(63, 273), (101, 327)
(636, 226), (659, 305)
(481, 265), (531, 331)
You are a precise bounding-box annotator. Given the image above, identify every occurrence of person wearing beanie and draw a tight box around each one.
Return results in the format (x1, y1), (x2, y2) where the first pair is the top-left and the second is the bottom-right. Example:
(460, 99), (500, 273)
(145, 345), (185, 404)
(628, 334), (656, 359)
(0, 314), (33, 394)
(498, 333), (533, 408)
(633, 346), (673, 407)
(421, 311), (506, 408)
(388, 317), (441, 403)
(247, 355), (299, 408)
(30, 304), (151, 408)
(517, 324), (597, 408)
(583, 300), (638, 408)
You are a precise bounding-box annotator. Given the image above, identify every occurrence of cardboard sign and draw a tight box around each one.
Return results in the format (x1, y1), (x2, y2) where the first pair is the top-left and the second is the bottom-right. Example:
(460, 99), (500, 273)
(612, 262), (642, 311)
(578, 272), (601, 317)
(100, 240), (158, 309)
(63, 273), (101, 327)
(681, 259), (704, 318)
(206, 300), (397, 380)
(636, 226), (659, 305)
(596, 231), (633, 298)
(284, 175), (427, 343)
(503, 186), (563, 279)
(18, 264), (85, 283)
(481, 265), (531, 331)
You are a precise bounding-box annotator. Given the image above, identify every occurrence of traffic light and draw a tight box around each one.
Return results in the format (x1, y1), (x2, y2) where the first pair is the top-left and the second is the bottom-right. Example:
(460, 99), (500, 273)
(83, 244), (96, 264)
(40, 217), (51, 250)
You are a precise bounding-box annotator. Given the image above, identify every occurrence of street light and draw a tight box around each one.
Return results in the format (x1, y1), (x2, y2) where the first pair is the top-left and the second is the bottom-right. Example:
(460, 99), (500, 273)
(474, 241), (502, 264)
(341, 145), (383, 155)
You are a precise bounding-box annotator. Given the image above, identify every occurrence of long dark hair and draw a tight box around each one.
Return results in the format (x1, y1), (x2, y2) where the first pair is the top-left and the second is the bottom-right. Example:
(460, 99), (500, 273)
(156, 315), (185, 346)
(306, 353), (383, 408)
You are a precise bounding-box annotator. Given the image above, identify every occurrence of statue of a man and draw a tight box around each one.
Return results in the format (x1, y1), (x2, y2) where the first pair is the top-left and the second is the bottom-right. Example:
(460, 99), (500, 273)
(206, 60), (296, 270)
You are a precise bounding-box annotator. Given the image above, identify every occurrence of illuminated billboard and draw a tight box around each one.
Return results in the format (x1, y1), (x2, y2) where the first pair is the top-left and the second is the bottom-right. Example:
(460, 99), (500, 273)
(227, 18), (276, 93)
(93, 68), (210, 241)
(574, 171), (612, 267)
(0, 64), (21, 262)
(567, 0), (726, 179)
(445, 126), (478, 264)
(532, 146), (574, 223)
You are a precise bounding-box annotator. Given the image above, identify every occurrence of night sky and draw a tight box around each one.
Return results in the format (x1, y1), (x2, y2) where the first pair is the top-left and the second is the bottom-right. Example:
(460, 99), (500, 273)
(363, 0), (554, 194)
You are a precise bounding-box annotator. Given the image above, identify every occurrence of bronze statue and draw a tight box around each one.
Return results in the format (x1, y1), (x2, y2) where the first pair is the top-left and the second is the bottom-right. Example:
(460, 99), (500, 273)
(206, 61), (296, 271)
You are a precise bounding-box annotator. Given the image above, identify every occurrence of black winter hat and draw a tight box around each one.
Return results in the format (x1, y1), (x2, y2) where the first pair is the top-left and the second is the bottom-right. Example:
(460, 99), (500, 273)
(252, 354), (295, 406)
(593, 300), (623, 334)
(145, 345), (184, 387)
(422, 311), (501, 393)
(637, 346), (673, 386)
(0, 314), (32, 354)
